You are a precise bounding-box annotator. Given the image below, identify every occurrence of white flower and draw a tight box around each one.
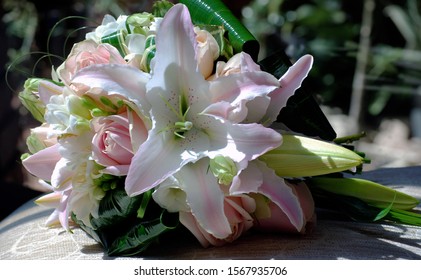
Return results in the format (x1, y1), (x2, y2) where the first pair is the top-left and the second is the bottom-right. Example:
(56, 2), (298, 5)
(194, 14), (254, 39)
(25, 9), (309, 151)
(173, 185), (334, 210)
(85, 14), (128, 43)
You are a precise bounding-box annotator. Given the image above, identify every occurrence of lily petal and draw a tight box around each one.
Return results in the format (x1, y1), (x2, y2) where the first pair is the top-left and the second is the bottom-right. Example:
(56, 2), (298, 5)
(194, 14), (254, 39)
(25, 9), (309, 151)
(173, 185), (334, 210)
(206, 72), (279, 123)
(207, 121), (282, 164)
(58, 189), (72, 231)
(263, 54), (314, 125)
(51, 158), (74, 191)
(177, 159), (231, 239)
(148, 4), (198, 88)
(231, 160), (305, 231)
(71, 64), (151, 114)
(125, 125), (209, 196)
(35, 192), (62, 208)
(38, 80), (63, 104)
(22, 143), (61, 181)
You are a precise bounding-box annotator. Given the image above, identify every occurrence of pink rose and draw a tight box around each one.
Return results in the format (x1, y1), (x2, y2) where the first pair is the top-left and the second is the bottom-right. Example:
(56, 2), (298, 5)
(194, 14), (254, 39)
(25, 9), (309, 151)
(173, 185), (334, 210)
(254, 181), (316, 234)
(58, 40), (126, 85)
(180, 195), (256, 248)
(91, 110), (148, 176)
(208, 52), (261, 80)
(194, 27), (219, 79)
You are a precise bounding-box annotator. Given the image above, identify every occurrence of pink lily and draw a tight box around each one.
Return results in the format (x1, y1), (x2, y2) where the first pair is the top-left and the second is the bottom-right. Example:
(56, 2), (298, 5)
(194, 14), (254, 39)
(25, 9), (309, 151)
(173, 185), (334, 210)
(124, 4), (282, 195)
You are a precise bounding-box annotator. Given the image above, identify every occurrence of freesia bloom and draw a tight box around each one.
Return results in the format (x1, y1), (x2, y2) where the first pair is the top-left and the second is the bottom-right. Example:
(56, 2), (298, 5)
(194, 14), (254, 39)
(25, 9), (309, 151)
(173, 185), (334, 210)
(23, 124), (104, 230)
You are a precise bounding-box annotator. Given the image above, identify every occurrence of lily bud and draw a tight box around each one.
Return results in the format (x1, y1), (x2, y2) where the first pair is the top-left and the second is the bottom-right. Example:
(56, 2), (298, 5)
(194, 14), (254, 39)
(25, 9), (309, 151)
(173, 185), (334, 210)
(259, 134), (365, 178)
(209, 155), (238, 185)
(18, 78), (46, 123)
(309, 177), (419, 210)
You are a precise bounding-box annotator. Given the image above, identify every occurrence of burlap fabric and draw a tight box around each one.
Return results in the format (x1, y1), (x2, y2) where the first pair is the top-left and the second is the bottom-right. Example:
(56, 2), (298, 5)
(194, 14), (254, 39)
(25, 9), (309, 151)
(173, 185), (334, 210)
(1, 166), (420, 259)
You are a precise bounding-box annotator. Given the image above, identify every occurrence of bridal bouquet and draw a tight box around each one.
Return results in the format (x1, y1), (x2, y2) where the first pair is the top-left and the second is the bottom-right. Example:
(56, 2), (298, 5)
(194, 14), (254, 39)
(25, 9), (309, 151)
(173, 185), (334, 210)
(17, 0), (421, 256)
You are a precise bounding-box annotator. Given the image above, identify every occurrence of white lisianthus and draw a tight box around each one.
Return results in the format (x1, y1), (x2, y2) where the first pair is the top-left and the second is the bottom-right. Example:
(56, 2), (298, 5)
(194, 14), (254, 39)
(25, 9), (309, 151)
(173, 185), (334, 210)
(152, 177), (189, 213)
(85, 14), (128, 43)
(44, 93), (71, 133)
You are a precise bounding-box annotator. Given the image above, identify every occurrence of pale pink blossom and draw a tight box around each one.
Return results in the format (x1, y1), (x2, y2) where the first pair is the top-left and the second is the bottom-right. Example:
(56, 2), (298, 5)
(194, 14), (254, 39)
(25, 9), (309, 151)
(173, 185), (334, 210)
(58, 40), (126, 86)
(194, 27), (219, 79)
(253, 181), (316, 234)
(180, 195), (256, 247)
(209, 52), (261, 80)
(91, 110), (148, 176)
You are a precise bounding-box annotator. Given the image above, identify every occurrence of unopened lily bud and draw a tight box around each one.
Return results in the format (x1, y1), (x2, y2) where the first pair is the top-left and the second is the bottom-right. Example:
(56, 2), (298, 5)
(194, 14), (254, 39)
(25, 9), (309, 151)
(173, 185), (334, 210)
(259, 134), (365, 178)
(35, 191), (62, 208)
(209, 155), (238, 185)
(309, 177), (419, 210)
(19, 78), (46, 122)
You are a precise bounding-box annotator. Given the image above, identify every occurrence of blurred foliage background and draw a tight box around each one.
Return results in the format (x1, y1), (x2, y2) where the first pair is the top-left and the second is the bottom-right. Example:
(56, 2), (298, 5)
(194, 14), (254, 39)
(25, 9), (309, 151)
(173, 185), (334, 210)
(1, 0), (421, 217)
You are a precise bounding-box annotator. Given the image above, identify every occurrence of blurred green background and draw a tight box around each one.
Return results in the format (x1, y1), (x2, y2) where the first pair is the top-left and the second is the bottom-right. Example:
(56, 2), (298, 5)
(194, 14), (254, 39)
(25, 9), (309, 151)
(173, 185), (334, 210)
(1, 0), (421, 219)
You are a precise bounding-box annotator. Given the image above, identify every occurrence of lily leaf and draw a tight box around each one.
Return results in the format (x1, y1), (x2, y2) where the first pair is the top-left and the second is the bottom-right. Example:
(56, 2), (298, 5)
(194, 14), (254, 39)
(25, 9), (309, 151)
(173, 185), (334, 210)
(387, 209), (421, 226)
(180, 0), (260, 60)
(310, 186), (421, 226)
(373, 194), (395, 221)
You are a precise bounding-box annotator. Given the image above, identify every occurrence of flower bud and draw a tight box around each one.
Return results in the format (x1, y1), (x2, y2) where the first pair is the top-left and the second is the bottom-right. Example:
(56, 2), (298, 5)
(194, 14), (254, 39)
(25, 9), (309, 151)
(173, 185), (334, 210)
(67, 95), (92, 120)
(127, 12), (155, 29)
(19, 78), (46, 122)
(209, 155), (238, 185)
(309, 177), (419, 210)
(26, 125), (57, 154)
(259, 134), (365, 178)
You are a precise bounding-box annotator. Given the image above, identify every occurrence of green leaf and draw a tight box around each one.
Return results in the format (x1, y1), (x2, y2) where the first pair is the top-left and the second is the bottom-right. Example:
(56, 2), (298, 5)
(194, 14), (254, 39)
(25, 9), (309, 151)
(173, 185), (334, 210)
(152, 0), (174, 17)
(387, 209), (421, 226)
(373, 194), (395, 221)
(72, 187), (180, 256)
(107, 210), (179, 256)
(310, 186), (421, 226)
(90, 187), (144, 230)
(180, 0), (260, 60)
(259, 51), (337, 141)
(100, 30), (129, 57)
(310, 187), (382, 222)
(137, 189), (153, 219)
